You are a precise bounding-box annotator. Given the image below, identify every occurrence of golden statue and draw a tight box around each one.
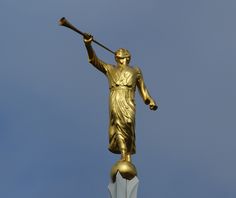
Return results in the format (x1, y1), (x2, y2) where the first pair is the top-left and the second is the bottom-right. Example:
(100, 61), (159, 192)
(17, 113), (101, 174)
(83, 35), (157, 181)
(59, 18), (158, 181)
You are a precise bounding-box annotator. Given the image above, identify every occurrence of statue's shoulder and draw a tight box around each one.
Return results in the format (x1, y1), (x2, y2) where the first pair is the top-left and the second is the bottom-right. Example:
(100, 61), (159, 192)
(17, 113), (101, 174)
(132, 66), (142, 74)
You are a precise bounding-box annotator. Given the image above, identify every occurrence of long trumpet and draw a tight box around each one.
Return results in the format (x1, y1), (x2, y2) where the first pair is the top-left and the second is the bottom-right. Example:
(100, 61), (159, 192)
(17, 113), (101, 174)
(59, 17), (115, 55)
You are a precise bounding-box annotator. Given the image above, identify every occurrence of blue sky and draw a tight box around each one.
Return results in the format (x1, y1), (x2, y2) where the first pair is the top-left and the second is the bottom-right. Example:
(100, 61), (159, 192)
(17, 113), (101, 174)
(1, 0), (236, 197)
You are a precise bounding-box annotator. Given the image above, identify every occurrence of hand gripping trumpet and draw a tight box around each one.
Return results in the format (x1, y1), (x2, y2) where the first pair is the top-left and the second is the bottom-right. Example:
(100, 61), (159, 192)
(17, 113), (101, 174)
(59, 17), (115, 55)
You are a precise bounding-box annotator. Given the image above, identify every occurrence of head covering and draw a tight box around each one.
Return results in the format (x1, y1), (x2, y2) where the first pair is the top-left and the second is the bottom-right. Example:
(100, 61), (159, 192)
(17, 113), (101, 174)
(115, 48), (131, 58)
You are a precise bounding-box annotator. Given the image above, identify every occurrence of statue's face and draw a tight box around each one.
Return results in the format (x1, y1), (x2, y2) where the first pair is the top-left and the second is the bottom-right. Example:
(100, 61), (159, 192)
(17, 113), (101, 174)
(115, 48), (131, 66)
(115, 56), (131, 66)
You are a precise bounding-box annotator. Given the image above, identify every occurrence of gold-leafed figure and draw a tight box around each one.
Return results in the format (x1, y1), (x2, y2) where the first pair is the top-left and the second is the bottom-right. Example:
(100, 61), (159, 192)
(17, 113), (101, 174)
(59, 17), (157, 181)
(83, 35), (157, 181)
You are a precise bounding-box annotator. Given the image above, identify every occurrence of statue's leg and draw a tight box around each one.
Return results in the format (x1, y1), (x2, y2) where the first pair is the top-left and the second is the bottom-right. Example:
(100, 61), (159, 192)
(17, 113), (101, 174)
(120, 147), (132, 162)
(126, 153), (131, 162)
(121, 149), (127, 161)
(117, 135), (128, 161)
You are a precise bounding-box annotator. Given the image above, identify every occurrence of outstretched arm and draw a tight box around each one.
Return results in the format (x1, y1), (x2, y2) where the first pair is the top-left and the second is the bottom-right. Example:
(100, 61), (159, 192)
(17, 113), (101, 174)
(83, 34), (111, 75)
(136, 67), (158, 110)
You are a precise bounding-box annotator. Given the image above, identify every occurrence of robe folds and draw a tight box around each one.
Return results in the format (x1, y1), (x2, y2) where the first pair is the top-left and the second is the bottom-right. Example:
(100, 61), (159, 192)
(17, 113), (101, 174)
(85, 43), (153, 155)
(108, 85), (136, 154)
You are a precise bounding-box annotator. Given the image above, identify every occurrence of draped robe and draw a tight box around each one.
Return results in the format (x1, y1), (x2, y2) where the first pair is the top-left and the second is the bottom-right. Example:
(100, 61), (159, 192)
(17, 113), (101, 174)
(85, 43), (154, 155)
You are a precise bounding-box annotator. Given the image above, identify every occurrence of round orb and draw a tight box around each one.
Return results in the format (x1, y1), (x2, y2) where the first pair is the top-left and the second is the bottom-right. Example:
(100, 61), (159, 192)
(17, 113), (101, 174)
(111, 160), (137, 182)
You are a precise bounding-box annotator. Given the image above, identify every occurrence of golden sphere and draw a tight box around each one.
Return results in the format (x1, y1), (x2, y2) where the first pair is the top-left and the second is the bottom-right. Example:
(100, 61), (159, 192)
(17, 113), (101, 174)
(111, 160), (137, 182)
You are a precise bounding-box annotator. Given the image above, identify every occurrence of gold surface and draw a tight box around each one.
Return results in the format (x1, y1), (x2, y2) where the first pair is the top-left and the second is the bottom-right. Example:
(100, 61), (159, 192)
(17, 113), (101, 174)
(111, 160), (137, 182)
(83, 34), (157, 180)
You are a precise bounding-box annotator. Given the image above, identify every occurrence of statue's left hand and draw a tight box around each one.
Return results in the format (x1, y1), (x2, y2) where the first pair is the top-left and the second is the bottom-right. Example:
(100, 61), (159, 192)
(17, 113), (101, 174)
(149, 101), (158, 111)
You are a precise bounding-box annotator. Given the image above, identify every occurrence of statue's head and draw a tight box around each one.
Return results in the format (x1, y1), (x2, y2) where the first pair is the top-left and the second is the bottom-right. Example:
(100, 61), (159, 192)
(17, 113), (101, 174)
(115, 48), (131, 66)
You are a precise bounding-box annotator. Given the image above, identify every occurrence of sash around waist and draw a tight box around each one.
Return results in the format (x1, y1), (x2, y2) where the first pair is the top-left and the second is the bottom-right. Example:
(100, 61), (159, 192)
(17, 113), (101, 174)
(109, 85), (135, 91)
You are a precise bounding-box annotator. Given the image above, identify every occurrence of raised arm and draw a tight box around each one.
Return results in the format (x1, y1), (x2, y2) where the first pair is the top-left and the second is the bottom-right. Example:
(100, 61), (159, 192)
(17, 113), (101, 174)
(136, 67), (158, 110)
(83, 34), (111, 75)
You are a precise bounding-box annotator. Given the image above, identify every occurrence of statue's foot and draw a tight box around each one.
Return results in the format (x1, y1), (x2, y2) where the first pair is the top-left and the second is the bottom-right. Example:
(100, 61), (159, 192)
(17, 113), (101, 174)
(126, 154), (131, 162)
(120, 153), (131, 162)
